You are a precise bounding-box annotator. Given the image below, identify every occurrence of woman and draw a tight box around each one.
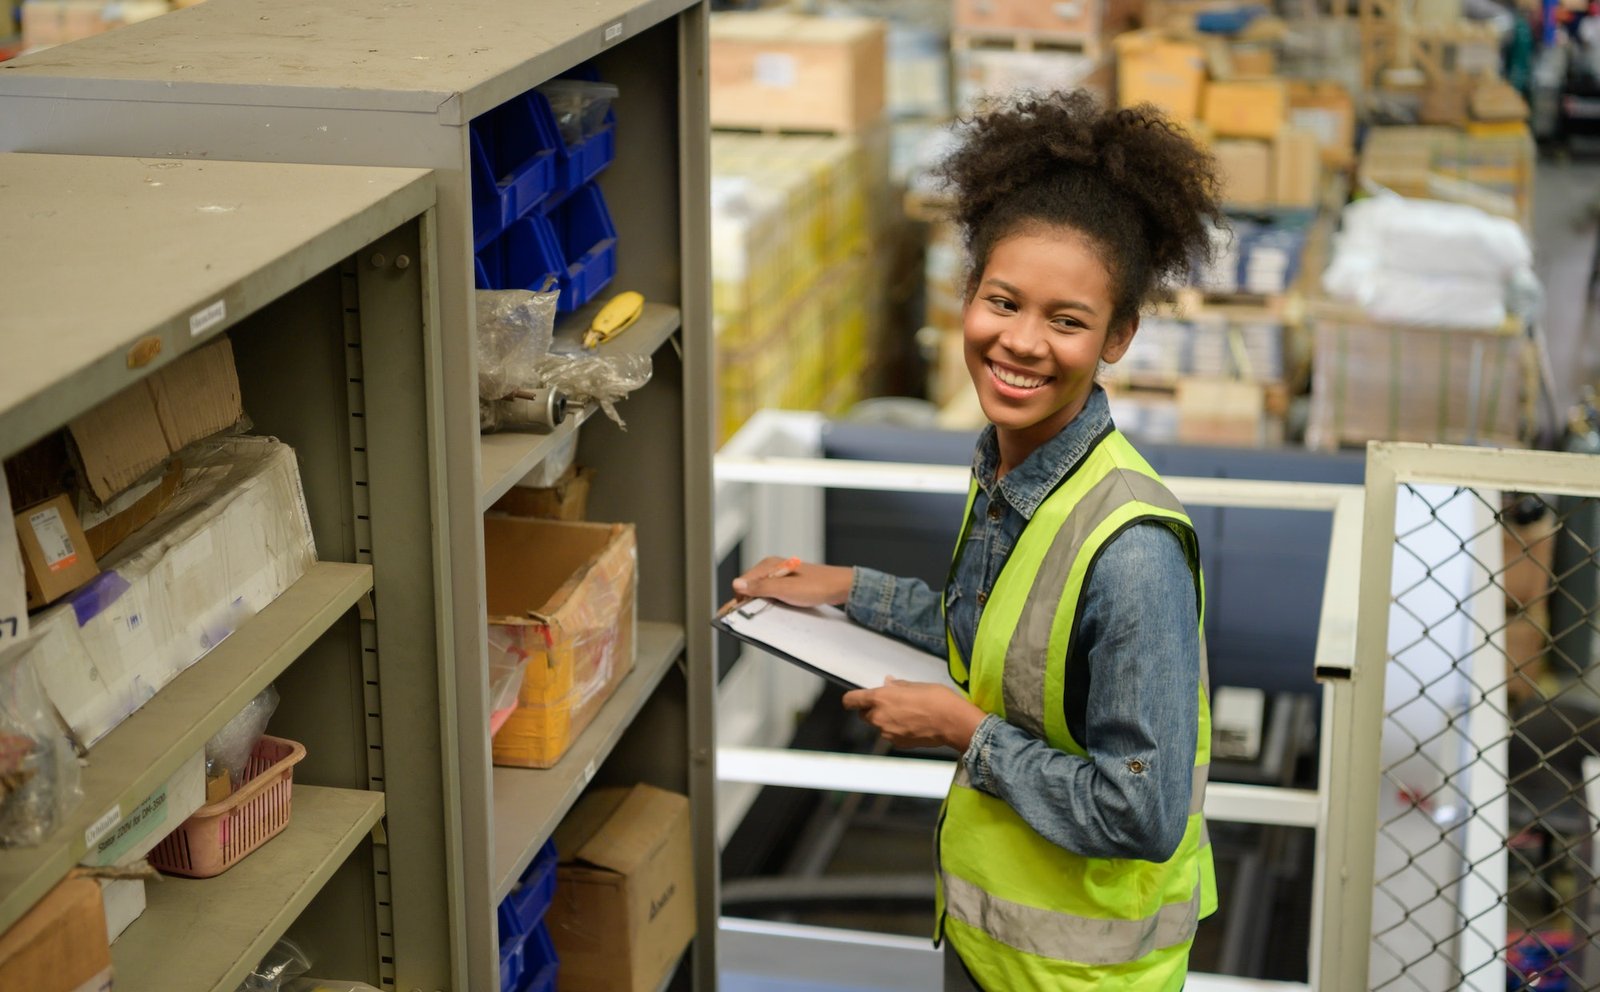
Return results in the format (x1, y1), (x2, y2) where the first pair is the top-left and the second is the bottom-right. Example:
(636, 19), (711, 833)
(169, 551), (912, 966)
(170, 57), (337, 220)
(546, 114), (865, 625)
(732, 90), (1223, 991)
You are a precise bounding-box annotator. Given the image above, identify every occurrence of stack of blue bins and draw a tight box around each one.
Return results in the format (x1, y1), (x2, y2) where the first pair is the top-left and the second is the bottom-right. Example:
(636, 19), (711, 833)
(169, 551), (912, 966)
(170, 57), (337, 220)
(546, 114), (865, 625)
(471, 78), (618, 313)
(499, 840), (559, 992)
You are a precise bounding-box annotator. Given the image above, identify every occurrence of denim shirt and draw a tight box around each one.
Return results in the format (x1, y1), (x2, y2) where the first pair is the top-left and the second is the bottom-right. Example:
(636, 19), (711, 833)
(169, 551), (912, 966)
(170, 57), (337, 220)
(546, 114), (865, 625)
(847, 388), (1202, 862)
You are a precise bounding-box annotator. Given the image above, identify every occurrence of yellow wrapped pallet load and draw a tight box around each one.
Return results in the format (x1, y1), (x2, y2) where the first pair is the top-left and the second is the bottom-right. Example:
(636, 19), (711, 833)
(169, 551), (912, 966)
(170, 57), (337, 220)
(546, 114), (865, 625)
(487, 517), (637, 768)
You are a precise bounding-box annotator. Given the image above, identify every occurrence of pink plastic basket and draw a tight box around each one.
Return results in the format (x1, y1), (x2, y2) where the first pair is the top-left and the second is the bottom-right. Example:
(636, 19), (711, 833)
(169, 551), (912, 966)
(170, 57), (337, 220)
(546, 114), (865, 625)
(149, 735), (307, 878)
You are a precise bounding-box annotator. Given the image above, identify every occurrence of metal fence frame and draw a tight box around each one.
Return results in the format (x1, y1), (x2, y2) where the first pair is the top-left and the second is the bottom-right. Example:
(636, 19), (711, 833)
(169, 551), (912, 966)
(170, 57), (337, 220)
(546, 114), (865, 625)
(1323, 441), (1600, 991)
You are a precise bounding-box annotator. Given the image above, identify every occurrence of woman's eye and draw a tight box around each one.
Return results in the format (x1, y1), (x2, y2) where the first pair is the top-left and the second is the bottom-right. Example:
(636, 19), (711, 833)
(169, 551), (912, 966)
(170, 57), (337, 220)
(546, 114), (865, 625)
(987, 297), (1017, 312)
(1051, 317), (1082, 331)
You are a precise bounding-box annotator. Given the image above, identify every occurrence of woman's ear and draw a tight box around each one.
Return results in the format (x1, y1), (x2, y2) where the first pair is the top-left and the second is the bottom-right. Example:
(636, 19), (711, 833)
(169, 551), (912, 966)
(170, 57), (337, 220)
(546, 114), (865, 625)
(1101, 316), (1139, 364)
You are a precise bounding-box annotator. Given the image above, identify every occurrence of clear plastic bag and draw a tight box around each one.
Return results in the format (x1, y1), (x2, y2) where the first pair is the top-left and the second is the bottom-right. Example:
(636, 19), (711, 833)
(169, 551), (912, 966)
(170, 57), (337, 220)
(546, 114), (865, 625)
(284, 981), (384, 992)
(236, 938), (311, 992)
(207, 684), (280, 791)
(477, 288), (559, 402)
(0, 645), (83, 847)
(532, 352), (653, 429)
(537, 80), (619, 144)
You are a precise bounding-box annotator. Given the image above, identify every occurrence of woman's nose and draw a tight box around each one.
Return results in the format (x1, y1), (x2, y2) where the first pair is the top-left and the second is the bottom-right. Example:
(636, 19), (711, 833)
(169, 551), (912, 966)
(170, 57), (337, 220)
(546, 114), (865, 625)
(998, 314), (1048, 357)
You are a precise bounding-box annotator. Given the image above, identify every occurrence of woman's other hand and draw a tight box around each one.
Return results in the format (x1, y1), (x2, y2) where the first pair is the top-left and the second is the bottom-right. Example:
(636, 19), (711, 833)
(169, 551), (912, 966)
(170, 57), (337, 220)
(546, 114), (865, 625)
(842, 678), (987, 752)
(731, 556), (853, 607)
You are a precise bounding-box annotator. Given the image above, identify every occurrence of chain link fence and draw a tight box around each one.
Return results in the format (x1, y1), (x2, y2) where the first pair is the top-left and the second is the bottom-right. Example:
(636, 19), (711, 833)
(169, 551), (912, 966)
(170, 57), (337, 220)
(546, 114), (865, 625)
(1370, 481), (1600, 992)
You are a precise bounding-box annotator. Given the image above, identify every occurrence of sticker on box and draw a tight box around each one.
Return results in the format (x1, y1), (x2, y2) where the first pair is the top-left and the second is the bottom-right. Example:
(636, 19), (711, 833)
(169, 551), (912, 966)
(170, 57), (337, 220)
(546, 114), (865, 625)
(754, 53), (798, 88)
(30, 507), (79, 573)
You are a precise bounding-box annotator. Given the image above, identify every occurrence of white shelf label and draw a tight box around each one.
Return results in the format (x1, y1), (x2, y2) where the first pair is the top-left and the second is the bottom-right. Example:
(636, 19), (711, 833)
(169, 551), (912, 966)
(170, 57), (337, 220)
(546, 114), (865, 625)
(583, 760), (597, 785)
(84, 802), (123, 850)
(189, 298), (227, 337)
(754, 53), (797, 89)
(603, 21), (623, 43)
(28, 506), (77, 573)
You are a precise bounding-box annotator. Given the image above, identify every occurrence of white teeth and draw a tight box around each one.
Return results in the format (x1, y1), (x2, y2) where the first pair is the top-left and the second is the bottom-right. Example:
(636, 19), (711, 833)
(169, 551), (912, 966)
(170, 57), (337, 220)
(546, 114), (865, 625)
(990, 363), (1048, 389)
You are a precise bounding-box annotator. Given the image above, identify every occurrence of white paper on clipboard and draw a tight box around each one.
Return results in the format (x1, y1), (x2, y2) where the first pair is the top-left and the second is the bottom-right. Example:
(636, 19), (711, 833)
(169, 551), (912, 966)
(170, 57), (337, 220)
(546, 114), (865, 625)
(718, 598), (958, 691)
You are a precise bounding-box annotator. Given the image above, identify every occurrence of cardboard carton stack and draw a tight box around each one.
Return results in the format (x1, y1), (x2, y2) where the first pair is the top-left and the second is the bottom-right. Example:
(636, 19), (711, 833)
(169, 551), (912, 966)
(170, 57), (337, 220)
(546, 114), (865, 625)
(1360, 124), (1537, 233)
(950, 0), (1134, 112)
(709, 12), (891, 444)
(19, 0), (172, 51)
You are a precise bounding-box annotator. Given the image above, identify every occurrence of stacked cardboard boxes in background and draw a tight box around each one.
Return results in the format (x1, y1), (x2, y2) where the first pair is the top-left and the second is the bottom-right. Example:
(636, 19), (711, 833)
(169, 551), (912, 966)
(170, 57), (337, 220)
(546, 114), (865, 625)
(709, 13), (891, 444)
(18, 0), (181, 50)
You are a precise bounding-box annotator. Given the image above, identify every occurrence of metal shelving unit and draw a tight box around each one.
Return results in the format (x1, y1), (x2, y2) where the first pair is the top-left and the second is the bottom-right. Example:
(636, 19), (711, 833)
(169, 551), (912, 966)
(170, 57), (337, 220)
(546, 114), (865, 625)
(0, 2), (716, 987)
(0, 152), (450, 988)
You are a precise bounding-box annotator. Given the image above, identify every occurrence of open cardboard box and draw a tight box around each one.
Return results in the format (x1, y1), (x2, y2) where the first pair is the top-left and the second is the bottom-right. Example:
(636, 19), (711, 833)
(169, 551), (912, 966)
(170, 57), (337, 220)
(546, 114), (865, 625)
(487, 517), (637, 768)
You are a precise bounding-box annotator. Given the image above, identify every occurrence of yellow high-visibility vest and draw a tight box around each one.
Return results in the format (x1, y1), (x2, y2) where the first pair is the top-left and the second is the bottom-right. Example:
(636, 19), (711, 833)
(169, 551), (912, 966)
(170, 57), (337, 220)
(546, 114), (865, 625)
(936, 429), (1216, 991)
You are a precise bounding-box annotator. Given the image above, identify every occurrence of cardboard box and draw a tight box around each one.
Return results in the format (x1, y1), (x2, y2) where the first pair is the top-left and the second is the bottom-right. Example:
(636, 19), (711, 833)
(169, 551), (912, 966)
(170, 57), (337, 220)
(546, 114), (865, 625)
(1176, 378), (1269, 446)
(490, 465), (595, 522)
(710, 14), (886, 133)
(1115, 32), (1206, 123)
(98, 877), (145, 943)
(1213, 139), (1273, 208)
(1420, 77), (1471, 126)
(14, 494), (99, 610)
(1503, 511), (1557, 610)
(487, 517), (637, 768)
(0, 876), (112, 992)
(953, 0), (1139, 40)
(68, 337), (241, 504)
(1227, 44), (1276, 77)
(21, 437), (315, 748)
(549, 784), (696, 992)
(1204, 79), (1287, 139)
(1286, 81), (1354, 167)
(1273, 127), (1322, 209)
(80, 460), (183, 561)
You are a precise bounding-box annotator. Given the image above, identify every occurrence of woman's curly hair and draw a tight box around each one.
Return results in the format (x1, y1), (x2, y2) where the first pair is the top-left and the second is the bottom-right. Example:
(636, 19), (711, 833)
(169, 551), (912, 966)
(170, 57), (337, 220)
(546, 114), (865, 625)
(935, 90), (1224, 329)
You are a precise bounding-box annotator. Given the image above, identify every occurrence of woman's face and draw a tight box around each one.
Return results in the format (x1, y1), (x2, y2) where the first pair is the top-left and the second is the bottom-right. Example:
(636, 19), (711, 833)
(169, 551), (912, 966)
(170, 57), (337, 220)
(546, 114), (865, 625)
(962, 225), (1134, 466)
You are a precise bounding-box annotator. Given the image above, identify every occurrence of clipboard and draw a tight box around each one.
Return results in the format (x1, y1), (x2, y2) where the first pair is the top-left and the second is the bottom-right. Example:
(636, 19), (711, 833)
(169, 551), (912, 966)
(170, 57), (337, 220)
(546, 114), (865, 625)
(714, 597), (957, 691)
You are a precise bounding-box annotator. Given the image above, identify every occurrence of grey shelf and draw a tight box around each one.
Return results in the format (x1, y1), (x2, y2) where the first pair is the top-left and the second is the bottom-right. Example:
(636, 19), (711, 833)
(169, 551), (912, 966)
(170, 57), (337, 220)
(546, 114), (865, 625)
(110, 785), (385, 992)
(0, 562), (372, 935)
(491, 621), (685, 902)
(0, 153), (432, 460)
(479, 301), (682, 510)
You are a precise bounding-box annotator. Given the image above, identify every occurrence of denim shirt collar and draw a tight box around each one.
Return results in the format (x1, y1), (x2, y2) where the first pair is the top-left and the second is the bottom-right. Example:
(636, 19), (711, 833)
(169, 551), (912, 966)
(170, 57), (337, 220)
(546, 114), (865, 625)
(971, 386), (1112, 521)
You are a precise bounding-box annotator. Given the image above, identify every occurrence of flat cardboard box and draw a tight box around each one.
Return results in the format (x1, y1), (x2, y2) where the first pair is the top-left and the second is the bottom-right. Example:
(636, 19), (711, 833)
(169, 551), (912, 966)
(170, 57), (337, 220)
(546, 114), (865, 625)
(0, 876), (112, 992)
(1287, 81), (1355, 167)
(98, 877), (145, 944)
(1213, 139), (1273, 208)
(68, 336), (241, 504)
(1115, 32), (1206, 123)
(549, 784), (696, 992)
(21, 437), (315, 747)
(490, 465), (595, 522)
(487, 517), (637, 768)
(1204, 79), (1287, 140)
(1273, 127), (1322, 209)
(1176, 378), (1268, 447)
(80, 459), (184, 561)
(14, 494), (99, 610)
(710, 13), (886, 134)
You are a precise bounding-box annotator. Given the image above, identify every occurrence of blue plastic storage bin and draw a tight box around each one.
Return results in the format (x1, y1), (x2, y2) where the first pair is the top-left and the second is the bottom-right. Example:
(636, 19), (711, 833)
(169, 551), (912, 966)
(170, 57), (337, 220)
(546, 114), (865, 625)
(470, 93), (562, 250)
(517, 923), (559, 992)
(552, 182), (617, 312)
(499, 932), (526, 992)
(499, 840), (558, 941)
(478, 213), (564, 298)
(528, 88), (616, 198)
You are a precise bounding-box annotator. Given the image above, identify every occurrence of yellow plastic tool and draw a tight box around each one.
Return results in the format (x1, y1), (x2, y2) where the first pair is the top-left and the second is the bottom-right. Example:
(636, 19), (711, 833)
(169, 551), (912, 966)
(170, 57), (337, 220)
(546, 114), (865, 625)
(584, 290), (645, 349)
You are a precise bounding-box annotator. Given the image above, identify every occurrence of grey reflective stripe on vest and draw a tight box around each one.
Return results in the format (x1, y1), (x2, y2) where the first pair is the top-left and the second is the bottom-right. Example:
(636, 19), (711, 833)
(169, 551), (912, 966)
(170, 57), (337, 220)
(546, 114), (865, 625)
(1001, 469), (1189, 742)
(942, 871), (1202, 966)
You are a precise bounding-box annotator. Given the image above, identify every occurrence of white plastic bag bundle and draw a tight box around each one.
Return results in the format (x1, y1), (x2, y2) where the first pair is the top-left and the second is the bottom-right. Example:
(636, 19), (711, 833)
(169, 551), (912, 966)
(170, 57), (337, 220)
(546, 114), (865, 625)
(1322, 194), (1536, 329)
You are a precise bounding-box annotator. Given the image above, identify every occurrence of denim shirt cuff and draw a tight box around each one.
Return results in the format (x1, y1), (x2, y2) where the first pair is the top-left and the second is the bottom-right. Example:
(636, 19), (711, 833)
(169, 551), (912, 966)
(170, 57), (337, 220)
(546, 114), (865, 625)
(845, 566), (897, 629)
(962, 714), (1006, 794)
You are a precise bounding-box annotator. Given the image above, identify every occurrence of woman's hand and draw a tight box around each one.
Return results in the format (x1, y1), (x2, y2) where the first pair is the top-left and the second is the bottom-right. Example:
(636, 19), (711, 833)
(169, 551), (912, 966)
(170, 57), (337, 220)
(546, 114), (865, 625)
(731, 556), (853, 608)
(842, 678), (987, 752)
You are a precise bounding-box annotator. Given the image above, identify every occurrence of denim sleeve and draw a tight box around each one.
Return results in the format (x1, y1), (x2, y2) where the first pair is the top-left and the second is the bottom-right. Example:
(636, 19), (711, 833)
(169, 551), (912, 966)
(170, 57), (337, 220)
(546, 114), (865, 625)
(844, 566), (948, 658)
(962, 522), (1201, 862)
